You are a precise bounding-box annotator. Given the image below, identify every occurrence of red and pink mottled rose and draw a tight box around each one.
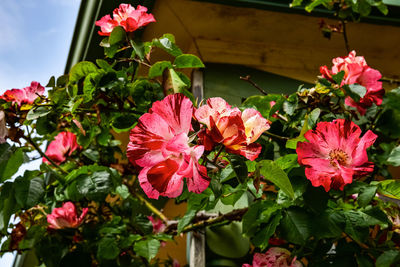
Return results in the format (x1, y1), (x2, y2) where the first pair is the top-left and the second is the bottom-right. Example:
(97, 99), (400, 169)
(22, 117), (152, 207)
(47, 202), (88, 229)
(243, 247), (302, 267)
(195, 97), (270, 161)
(320, 51), (384, 115)
(43, 132), (79, 165)
(0, 81), (44, 106)
(127, 93), (209, 199)
(296, 119), (376, 191)
(95, 4), (155, 36)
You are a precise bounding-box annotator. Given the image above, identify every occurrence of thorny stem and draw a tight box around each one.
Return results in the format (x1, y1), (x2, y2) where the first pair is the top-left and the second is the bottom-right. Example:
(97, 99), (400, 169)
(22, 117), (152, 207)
(263, 131), (289, 140)
(240, 75), (268, 95)
(118, 58), (152, 68)
(341, 20), (350, 53)
(380, 76), (400, 84)
(21, 135), (68, 175)
(133, 192), (169, 224)
(166, 207), (248, 234)
(212, 146), (224, 164)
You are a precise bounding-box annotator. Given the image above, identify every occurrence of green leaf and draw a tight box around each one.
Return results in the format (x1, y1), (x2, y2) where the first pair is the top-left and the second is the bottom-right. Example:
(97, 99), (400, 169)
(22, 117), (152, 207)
(280, 208), (312, 245)
(343, 84), (367, 102)
(112, 114), (137, 133)
(174, 54), (204, 68)
(69, 61), (98, 84)
(251, 211), (282, 250)
(130, 39), (145, 60)
(46, 76), (55, 87)
(19, 225), (45, 249)
(375, 250), (400, 267)
(97, 237), (120, 260)
(116, 184), (130, 200)
(14, 177), (44, 208)
(26, 106), (51, 120)
(206, 222), (250, 258)
(120, 234), (141, 249)
(376, 2), (388, 15)
(177, 209), (196, 234)
(387, 145), (400, 166)
(0, 182), (17, 232)
(307, 108), (321, 128)
(374, 180), (400, 200)
(229, 155), (248, 183)
(357, 185), (377, 207)
(148, 61), (172, 78)
(153, 34), (182, 57)
(167, 69), (187, 94)
(134, 239), (160, 261)
(275, 154), (298, 172)
(221, 184), (246, 206)
(242, 95), (284, 119)
(286, 113), (310, 149)
(109, 26), (126, 46)
(257, 160), (294, 199)
(332, 71), (345, 84)
(0, 144), (24, 182)
(65, 166), (119, 201)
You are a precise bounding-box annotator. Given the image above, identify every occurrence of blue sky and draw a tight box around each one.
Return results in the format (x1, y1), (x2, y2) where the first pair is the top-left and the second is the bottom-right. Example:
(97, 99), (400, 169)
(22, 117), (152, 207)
(0, 1), (81, 266)
(0, 0), (81, 92)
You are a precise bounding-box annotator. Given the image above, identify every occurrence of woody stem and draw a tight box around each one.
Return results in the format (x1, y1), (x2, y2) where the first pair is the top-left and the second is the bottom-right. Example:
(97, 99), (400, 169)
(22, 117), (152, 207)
(166, 207), (248, 234)
(341, 20), (350, 53)
(133, 192), (169, 224)
(21, 135), (68, 175)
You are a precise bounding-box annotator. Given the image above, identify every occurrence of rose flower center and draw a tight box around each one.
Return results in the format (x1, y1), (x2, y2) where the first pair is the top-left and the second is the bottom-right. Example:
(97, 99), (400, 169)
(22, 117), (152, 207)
(329, 149), (349, 167)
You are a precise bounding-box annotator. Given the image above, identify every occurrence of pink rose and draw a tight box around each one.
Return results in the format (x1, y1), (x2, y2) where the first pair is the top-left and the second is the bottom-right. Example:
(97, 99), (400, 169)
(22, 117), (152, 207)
(47, 202), (88, 229)
(43, 132), (79, 165)
(296, 119), (376, 191)
(0, 81), (44, 106)
(320, 51), (384, 115)
(195, 97), (270, 161)
(95, 4), (155, 36)
(127, 94), (210, 199)
(243, 247), (302, 267)
(148, 216), (166, 233)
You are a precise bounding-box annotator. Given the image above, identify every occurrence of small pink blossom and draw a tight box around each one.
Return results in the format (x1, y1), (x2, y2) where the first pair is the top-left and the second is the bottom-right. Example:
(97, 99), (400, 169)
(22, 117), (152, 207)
(127, 94), (209, 199)
(47, 202), (88, 229)
(43, 132), (79, 165)
(0, 81), (44, 106)
(148, 216), (166, 233)
(243, 247), (302, 267)
(195, 97), (270, 161)
(296, 119), (376, 191)
(320, 51), (384, 115)
(95, 4), (155, 36)
(0, 111), (8, 144)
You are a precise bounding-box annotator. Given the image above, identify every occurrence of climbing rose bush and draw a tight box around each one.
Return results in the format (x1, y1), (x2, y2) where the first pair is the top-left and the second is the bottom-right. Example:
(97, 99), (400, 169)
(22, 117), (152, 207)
(296, 119), (377, 191)
(0, 2), (399, 267)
